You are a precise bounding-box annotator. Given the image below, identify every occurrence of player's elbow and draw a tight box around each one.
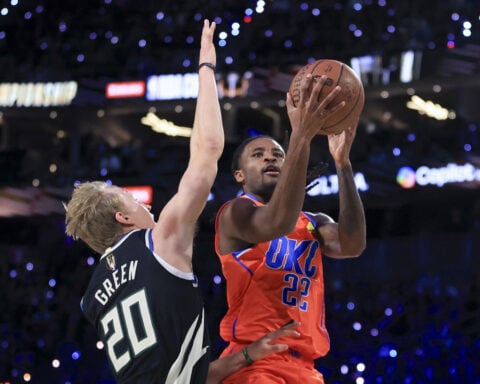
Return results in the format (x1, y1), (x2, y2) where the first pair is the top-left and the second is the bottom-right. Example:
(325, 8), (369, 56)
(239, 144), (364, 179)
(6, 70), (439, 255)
(203, 137), (224, 159)
(336, 234), (366, 258)
(344, 241), (366, 258)
(338, 226), (366, 258)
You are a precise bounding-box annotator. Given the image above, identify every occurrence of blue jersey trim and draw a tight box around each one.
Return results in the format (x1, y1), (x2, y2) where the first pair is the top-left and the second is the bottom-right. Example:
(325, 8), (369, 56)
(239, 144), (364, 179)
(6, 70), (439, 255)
(231, 249), (254, 276)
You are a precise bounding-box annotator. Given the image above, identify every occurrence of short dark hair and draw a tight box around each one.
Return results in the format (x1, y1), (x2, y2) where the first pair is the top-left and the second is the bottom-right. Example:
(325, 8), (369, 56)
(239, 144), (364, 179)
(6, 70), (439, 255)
(231, 135), (273, 174)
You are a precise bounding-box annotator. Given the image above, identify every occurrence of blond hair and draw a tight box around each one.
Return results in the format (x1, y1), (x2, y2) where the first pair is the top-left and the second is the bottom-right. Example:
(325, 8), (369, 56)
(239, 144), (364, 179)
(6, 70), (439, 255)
(64, 181), (125, 254)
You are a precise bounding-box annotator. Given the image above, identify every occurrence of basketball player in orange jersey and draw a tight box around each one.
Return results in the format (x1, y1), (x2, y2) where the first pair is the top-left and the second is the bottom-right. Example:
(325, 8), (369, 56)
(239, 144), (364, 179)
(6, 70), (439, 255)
(214, 74), (367, 383)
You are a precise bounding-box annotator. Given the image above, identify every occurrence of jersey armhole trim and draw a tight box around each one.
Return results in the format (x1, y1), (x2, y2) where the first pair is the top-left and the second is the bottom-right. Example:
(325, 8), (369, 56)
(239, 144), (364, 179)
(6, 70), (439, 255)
(145, 229), (195, 281)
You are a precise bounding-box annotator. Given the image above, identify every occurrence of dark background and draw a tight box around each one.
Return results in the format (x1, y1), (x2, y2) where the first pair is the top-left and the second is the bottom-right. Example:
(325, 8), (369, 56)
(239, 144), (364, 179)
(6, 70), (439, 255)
(1, 1), (479, 383)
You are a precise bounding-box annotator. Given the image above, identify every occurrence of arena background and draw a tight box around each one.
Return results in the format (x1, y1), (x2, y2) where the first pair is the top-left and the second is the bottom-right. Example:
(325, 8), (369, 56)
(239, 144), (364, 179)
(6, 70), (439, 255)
(1, 1), (479, 383)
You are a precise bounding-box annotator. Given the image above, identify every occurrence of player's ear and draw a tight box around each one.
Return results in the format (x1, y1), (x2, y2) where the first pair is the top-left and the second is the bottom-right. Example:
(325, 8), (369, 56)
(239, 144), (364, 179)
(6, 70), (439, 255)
(234, 169), (245, 183)
(115, 211), (129, 224)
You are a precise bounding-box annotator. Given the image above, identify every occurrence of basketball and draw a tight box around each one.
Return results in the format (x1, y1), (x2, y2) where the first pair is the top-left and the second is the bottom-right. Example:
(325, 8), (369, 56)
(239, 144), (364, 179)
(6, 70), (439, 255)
(289, 59), (365, 135)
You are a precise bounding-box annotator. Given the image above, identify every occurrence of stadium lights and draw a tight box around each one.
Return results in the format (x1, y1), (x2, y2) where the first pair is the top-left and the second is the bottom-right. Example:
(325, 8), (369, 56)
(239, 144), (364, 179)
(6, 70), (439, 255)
(406, 95), (456, 120)
(140, 112), (192, 137)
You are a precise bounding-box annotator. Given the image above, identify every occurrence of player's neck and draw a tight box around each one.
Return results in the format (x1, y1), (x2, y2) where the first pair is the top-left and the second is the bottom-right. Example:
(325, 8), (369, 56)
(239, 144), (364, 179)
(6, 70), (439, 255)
(243, 191), (271, 204)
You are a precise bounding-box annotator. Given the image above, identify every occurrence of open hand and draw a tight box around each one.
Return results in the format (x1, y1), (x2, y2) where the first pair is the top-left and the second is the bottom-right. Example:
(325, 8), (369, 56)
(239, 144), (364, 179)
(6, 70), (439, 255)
(199, 19), (216, 66)
(244, 321), (301, 362)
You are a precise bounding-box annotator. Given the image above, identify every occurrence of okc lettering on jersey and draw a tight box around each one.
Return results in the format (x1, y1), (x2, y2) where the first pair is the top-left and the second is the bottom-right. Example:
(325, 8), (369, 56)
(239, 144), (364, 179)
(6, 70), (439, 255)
(94, 260), (139, 305)
(265, 237), (318, 277)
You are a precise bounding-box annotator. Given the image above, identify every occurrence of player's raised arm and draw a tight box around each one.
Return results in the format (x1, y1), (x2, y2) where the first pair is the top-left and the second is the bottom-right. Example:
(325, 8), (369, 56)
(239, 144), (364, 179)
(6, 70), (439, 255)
(153, 19), (224, 270)
(178, 18), (224, 222)
(218, 76), (344, 251)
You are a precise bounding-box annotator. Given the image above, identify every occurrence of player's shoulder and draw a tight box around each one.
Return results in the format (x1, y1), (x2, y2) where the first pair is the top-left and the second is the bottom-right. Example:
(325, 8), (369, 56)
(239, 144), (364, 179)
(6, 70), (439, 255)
(220, 196), (257, 214)
(304, 211), (335, 225)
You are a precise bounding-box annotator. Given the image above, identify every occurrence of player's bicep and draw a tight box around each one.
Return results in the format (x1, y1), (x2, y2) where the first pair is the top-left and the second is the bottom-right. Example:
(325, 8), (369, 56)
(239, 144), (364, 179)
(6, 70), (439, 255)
(310, 212), (341, 258)
(317, 222), (343, 258)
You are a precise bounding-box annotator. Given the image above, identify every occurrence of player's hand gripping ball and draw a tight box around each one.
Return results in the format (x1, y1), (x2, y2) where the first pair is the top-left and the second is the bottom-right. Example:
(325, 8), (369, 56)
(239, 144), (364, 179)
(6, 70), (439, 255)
(289, 59), (365, 135)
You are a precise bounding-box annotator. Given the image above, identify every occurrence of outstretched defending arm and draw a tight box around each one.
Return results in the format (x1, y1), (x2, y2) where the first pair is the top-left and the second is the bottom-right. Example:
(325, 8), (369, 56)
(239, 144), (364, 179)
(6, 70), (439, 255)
(153, 20), (224, 271)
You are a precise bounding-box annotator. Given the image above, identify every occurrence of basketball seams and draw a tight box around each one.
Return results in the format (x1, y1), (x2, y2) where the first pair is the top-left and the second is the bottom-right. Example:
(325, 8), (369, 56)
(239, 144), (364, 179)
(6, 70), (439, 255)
(309, 59), (338, 107)
(335, 63), (345, 87)
(309, 60), (325, 75)
(324, 72), (364, 131)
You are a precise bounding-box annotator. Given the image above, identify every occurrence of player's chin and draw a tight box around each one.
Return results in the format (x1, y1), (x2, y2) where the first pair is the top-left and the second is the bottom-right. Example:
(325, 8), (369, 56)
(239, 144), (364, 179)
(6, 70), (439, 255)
(261, 181), (277, 194)
(262, 177), (279, 188)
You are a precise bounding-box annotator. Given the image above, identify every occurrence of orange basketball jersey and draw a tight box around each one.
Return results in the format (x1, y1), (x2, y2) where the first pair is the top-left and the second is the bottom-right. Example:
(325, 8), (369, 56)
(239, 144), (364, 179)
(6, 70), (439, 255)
(215, 194), (330, 360)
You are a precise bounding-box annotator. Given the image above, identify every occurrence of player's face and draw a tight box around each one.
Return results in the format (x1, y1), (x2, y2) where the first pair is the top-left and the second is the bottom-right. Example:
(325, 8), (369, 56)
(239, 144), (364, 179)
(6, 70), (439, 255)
(117, 188), (156, 229)
(235, 137), (285, 198)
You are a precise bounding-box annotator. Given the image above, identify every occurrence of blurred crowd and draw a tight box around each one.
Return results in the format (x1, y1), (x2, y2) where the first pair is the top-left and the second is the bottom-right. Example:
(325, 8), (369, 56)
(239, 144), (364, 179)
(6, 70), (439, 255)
(1, 0), (478, 81)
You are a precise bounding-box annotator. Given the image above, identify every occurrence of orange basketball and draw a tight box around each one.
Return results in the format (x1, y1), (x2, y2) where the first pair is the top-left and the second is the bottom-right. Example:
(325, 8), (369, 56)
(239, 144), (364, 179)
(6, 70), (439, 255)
(289, 59), (365, 135)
